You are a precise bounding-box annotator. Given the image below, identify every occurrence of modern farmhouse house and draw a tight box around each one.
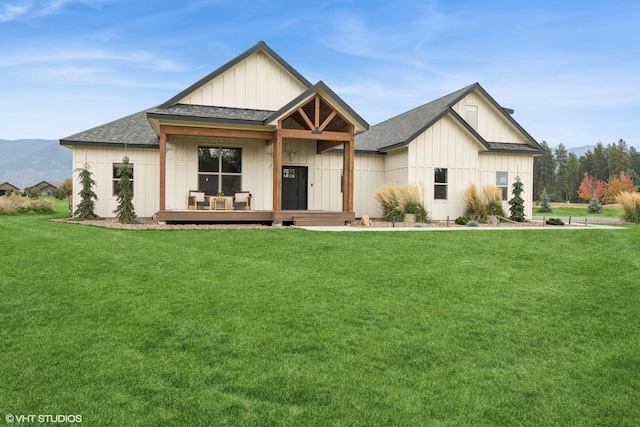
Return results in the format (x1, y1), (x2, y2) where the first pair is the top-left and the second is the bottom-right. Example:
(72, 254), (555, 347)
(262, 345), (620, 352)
(60, 41), (543, 225)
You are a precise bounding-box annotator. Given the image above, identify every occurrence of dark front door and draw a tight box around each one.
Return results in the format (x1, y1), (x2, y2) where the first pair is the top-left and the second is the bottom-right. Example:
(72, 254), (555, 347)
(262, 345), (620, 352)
(282, 166), (308, 210)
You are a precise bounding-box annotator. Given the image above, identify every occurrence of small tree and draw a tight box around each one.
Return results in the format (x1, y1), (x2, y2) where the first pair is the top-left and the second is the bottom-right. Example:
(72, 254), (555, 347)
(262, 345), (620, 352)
(74, 163), (99, 219)
(603, 172), (638, 204)
(587, 198), (603, 214)
(61, 178), (73, 196)
(537, 188), (553, 213)
(27, 187), (40, 199)
(113, 156), (137, 223)
(578, 172), (606, 201)
(508, 176), (526, 222)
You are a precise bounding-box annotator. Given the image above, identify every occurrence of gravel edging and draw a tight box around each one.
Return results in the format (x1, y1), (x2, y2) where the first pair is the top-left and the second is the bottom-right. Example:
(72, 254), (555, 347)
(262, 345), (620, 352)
(50, 216), (581, 230)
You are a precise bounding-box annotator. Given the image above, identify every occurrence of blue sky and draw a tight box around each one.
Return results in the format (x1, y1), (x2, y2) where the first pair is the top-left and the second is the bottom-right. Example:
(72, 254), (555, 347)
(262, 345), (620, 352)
(1, 0), (638, 148)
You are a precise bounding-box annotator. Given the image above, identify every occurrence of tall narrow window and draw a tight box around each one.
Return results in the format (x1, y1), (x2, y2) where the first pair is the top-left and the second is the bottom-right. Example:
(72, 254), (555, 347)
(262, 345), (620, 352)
(198, 147), (242, 195)
(465, 105), (478, 130)
(113, 162), (133, 196)
(434, 168), (448, 200)
(496, 171), (508, 200)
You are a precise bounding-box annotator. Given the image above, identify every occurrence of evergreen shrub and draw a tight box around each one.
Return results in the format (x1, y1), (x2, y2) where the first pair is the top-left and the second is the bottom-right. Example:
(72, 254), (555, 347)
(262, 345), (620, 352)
(545, 218), (564, 226)
(455, 216), (469, 225)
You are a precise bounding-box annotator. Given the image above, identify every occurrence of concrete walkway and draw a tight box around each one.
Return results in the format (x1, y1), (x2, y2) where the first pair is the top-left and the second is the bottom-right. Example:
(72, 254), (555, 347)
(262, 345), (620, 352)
(299, 223), (626, 232)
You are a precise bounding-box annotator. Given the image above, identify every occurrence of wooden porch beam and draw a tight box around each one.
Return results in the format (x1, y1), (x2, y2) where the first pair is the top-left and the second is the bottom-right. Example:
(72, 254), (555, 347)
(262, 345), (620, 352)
(160, 125), (274, 141)
(319, 111), (337, 131)
(159, 131), (167, 211)
(279, 128), (349, 142)
(273, 130), (283, 212)
(297, 106), (315, 131)
(342, 134), (355, 213)
(317, 140), (344, 154)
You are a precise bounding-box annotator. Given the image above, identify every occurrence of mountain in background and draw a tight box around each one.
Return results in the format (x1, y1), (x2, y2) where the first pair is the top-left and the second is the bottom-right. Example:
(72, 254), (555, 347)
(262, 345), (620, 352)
(0, 139), (72, 190)
(567, 145), (595, 158)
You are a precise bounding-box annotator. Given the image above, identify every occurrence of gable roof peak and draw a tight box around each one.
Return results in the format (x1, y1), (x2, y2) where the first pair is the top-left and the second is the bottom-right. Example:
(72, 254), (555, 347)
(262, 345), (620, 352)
(159, 41), (312, 109)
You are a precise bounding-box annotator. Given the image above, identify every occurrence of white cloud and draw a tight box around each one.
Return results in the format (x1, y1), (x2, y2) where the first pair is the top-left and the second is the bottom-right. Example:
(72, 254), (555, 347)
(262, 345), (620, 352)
(0, 4), (31, 22)
(38, 0), (73, 15)
(0, 46), (190, 73)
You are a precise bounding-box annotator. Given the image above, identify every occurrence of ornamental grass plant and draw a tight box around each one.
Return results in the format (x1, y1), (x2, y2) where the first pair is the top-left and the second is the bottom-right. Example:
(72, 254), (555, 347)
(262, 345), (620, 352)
(616, 191), (640, 223)
(375, 183), (429, 222)
(0, 193), (54, 214)
(463, 184), (488, 222)
(483, 184), (507, 217)
(397, 183), (429, 222)
(374, 183), (403, 221)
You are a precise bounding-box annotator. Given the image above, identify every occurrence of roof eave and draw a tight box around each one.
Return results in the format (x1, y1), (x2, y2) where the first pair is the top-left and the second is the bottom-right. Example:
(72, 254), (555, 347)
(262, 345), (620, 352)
(146, 112), (267, 128)
(60, 140), (159, 149)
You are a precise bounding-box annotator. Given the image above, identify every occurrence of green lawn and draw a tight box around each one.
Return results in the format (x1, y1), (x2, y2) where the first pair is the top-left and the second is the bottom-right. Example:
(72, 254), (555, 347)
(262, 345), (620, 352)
(535, 203), (624, 218)
(1, 203), (639, 426)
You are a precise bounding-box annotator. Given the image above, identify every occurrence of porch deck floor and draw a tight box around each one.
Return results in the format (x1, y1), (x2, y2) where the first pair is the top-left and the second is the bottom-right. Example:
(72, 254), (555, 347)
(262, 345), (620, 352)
(157, 210), (354, 226)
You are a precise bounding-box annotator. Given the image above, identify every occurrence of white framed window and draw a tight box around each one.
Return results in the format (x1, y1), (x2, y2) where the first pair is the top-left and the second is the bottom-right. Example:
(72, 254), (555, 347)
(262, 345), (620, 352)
(465, 105), (478, 130)
(434, 168), (448, 200)
(496, 171), (508, 200)
(198, 147), (242, 195)
(113, 163), (133, 196)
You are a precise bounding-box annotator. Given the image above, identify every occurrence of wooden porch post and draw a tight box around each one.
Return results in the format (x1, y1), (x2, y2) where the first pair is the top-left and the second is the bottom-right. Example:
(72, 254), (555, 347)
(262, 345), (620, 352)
(273, 129), (283, 212)
(159, 128), (167, 211)
(342, 133), (355, 212)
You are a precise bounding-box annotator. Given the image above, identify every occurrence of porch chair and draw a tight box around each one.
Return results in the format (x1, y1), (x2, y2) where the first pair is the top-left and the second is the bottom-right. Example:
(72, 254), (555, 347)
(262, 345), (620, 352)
(234, 191), (252, 210)
(188, 191), (208, 210)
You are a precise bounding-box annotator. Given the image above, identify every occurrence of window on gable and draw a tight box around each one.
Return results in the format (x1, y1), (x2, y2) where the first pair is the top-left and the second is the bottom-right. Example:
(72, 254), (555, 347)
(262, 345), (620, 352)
(198, 147), (242, 195)
(465, 105), (478, 130)
(113, 163), (134, 196)
(434, 168), (448, 200)
(496, 171), (508, 200)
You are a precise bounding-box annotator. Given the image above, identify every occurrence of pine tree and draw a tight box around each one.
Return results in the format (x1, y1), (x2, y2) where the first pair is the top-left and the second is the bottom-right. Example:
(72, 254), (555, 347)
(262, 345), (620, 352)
(587, 198), (603, 214)
(509, 176), (526, 222)
(74, 163), (99, 219)
(113, 156), (137, 223)
(537, 188), (553, 213)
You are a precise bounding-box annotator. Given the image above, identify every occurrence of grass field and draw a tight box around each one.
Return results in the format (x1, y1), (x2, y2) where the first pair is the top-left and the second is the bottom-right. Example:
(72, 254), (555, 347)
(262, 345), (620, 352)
(535, 203), (624, 218)
(1, 200), (639, 426)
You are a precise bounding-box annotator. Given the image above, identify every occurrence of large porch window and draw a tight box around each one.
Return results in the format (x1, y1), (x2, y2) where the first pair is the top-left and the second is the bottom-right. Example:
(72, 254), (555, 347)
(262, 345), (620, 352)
(198, 147), (242, 195)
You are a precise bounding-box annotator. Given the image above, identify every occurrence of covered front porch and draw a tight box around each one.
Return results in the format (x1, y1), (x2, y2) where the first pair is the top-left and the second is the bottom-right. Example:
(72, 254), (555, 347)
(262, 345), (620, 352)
(150, 84), (367, 226)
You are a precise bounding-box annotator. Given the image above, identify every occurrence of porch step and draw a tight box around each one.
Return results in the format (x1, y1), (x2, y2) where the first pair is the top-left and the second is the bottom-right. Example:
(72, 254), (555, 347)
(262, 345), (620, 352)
(293, 214), (345, 227)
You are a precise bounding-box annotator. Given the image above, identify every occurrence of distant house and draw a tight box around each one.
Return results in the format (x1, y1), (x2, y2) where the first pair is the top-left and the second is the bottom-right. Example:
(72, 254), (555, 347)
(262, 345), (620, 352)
(29, 181), (60, 196)
(0, 182), (20, 196)
(60, 41), (542, 224)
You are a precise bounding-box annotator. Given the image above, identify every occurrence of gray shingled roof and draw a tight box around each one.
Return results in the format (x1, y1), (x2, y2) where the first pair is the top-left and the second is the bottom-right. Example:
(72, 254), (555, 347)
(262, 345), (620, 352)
(147, 104), (275, 126)
(355, 83), (543, 155)
(485, 142), (542, 153)
(354, 85), (474, 152)
(60, 110), (159, 148)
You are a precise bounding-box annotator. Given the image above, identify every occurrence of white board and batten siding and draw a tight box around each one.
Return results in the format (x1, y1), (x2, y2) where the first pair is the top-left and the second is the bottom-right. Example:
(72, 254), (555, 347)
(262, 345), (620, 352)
(71, 147), (159, 218)
(452, 93), (529, 144)
(405, 114), (483, 220)
(353, 154), (385, 218)
(478, 153), (534, 219)
(178, 50), (308, 111)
